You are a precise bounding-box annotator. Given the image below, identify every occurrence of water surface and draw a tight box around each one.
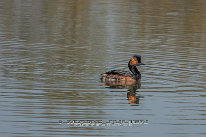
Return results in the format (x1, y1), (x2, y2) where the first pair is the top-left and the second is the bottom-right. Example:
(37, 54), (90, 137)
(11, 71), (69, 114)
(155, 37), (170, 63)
(1, 0), (206, 137)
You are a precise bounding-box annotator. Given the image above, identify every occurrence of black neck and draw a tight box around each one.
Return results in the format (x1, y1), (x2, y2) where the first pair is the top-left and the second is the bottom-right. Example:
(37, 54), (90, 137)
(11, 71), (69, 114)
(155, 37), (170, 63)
(129, 66), (141, 80)
(129, 66), (140, 75)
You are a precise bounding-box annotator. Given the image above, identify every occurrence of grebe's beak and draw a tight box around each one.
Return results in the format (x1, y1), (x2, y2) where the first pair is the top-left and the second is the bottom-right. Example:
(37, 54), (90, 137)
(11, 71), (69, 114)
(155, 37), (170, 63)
(135, 63), (145, 66)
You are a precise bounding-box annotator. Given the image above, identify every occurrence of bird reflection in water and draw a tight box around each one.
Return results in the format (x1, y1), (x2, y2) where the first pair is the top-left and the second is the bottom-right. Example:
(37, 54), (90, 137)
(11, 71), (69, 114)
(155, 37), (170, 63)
(102, 80), (142, 104)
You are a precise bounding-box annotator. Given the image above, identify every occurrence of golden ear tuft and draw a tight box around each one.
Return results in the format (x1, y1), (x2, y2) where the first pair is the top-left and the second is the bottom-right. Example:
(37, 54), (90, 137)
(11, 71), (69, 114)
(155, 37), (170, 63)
(129, 57), (137, 66)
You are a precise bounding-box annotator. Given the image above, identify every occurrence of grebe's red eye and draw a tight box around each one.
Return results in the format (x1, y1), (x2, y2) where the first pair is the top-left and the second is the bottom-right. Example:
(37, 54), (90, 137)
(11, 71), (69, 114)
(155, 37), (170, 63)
(136, 61), (139, 63)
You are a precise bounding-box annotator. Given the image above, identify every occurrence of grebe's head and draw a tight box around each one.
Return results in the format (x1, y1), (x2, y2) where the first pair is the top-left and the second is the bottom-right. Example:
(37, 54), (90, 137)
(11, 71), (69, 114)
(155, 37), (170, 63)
(128, 55), (145, 67)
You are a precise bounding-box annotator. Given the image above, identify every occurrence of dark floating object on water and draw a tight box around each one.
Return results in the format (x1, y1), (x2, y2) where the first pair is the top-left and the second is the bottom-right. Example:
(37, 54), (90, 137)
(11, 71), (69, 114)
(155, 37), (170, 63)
(101, 55), (145, 85)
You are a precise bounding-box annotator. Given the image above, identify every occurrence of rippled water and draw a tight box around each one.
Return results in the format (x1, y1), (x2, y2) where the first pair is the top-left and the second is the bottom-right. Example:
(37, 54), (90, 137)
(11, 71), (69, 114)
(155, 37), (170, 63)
(1, 0), (206, 137)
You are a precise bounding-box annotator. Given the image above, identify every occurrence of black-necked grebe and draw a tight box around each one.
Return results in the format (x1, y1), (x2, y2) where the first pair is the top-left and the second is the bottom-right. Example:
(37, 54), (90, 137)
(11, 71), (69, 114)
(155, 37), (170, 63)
(101, 55), (145, 83)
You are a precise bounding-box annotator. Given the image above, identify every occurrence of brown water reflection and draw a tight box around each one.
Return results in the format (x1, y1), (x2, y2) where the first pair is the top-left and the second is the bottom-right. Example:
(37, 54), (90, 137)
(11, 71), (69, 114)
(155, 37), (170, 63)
(103, 80), (141, 104)
(1, 0), (206, 137)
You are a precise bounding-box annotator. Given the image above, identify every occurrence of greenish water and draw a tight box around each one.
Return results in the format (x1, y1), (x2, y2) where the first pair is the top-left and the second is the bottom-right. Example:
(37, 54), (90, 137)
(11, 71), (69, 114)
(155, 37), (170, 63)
(1, 0), (206, 137)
